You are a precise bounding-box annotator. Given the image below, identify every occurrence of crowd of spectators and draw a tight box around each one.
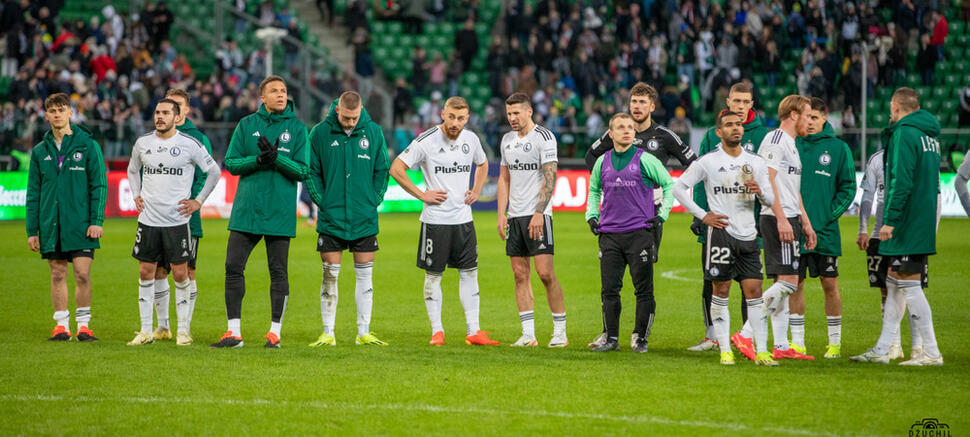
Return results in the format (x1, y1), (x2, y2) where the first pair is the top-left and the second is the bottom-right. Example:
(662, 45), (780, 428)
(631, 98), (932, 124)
(0, 0), (356, 164)
(383, 0), (968, 158)
(2, 0), (969, 165)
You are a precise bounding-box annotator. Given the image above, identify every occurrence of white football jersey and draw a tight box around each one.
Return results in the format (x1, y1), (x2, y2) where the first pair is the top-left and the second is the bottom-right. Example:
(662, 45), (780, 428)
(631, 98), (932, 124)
(399, 126), (487, 225)
(128, 130), (217, 227)
(500, 124), (558, 217)
(758, 129), (802, 217)
(860, 149), (885, 239)
(677, 147), (773, 241)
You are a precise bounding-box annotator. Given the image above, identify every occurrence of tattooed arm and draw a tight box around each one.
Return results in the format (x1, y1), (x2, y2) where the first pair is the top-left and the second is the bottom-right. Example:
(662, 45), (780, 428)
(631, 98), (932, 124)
(529, 161), (558, 240)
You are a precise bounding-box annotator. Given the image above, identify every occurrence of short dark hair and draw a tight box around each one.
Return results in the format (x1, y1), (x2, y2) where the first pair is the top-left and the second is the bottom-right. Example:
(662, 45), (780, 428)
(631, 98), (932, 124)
(165, 88), (190, 103)
(809, 97), (827, 113)
(44, 93), (70, 110)
(259, 75), (286, 94)
(339, 91), (362, 109)
(630, 82), (658, 104)
(716, 110), (741, 128)
(157, 98), (181, 116)
(892, 87), (920, 112)
(728, 82), (753, 96)
(505, 92), (531, 107)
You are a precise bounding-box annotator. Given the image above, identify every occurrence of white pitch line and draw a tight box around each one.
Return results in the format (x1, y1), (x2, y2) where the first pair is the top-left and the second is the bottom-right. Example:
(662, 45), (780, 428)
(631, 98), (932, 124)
(660, 268), (703, 283)
(0, 394), (836, 436)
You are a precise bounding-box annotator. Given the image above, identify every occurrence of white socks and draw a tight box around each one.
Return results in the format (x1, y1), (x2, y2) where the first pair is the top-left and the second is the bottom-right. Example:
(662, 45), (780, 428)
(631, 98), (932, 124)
(187, 279), (198, 328)
(552, 312), (566, 336)
(789, 314), (805, 349)
(270, 321), (281, 336)
(175, 279), (191, 334)
(154, 279), (170, 329)
(771, 297), (790, 350)
(138, 279), (154, 334)
(826, 316), (842, 345)
(355, 262), (374, 337)
(458, 268), (480, 335)
(519, 311), (535, 338)
(710, 296), (731, 353)
(228, 318), (241, 338)
(424, 272), (443, 333)
(747, 298), (768, 354)
(899, 278), (939, 358)
(53, 310), (70, 328)
(320, 263), (340, 335)
(874, 277), (906, 355)
(75, 307), (91, 329)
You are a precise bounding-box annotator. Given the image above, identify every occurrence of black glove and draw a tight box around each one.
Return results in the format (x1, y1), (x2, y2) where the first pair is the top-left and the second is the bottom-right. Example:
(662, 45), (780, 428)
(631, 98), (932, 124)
(588, 217), (600, 236)
(257, 139), (278, 166)
(690, 217), (706, 236)
(646, 216), (663, 229)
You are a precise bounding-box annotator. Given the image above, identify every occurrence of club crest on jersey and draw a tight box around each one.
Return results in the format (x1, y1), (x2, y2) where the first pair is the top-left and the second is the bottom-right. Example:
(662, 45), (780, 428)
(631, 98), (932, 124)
(522, 142), (531, 152)
(647, 139), (659, 151)
(360, 137), (370, 150)
(743, 141), (754, 151)
(462, 143), (470, 154)
(741, 164), (753, 174)
(280, 131), (291, 143)
(170, 147), (181, 157)
(72, 152), (83, 161)
(709, 267), (720, 276)
(819, 153), (831, 166)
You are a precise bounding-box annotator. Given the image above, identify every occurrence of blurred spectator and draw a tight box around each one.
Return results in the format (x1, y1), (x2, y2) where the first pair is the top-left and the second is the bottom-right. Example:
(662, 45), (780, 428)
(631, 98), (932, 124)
(392, 77), (413, 127)
(455, 18), (478, 72)
(917, 33), (936, 86)
(959, 87), (970, 127)
(929, 10), (948, 61)
(410, 46), (429, 98)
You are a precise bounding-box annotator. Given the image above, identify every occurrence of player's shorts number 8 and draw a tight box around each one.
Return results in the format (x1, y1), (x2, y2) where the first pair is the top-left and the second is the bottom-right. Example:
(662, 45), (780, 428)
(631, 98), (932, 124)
(425, 238), (433, 255)
(710, 246), (730, 264)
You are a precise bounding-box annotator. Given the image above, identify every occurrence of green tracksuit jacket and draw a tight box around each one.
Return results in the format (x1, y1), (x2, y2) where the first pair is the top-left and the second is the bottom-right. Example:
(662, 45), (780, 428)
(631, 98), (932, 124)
(880, 110), (942, 256)
(224, 102), (308, 238)
(693, 110), (769, 242)
(25, 124), (107, 253)
(306, 100), (389, 241)
(181, 118), (214, 238)
(797, 122), (856, 256)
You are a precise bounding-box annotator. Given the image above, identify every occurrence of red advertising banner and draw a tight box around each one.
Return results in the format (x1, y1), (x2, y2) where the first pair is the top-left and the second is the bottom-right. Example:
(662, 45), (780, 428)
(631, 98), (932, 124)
(104, 170), (239, 218)
(551, 169), (686, 213)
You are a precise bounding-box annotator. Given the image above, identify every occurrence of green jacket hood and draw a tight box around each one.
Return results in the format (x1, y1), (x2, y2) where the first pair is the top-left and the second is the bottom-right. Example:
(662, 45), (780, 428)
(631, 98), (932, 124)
(889, 109), (940, 137)
(802, 122), (836, 142)
(323, 99), (373, 133)
(256, 100), (298, 122)
(181, 117), (201, 133)
(744, 110), (764, 131)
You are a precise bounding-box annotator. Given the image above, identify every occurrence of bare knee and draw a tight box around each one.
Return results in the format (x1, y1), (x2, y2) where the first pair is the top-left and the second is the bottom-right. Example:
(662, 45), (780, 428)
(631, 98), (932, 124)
(512, 265), (531, 284)
(537, 268), (557, 285)
(49, 261), (68, 283)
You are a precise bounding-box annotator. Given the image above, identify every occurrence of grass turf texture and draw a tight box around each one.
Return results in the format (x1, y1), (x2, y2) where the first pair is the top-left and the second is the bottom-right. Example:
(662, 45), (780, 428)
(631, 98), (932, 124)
(1, 212), (967, 435)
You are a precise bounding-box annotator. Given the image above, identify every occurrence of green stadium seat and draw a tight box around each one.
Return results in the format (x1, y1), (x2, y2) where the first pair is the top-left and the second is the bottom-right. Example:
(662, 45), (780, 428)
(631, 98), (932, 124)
(936, 61), (950, 73)
(399, 34), (415, 48)
(439, 22), (455, 35)
(932, 87), (949, 99)
(905, 73), (920, 87)
(415, 35), (431, 48)
(372, 21), (388, 34)
(952, 21), (965, 35)
(923, 98), (939, 112)
(388, 22), (404, 34)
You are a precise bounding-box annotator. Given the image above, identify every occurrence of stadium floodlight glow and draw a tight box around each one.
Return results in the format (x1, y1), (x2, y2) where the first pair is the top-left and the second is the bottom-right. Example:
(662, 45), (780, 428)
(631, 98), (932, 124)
(255, 27), (288, 77)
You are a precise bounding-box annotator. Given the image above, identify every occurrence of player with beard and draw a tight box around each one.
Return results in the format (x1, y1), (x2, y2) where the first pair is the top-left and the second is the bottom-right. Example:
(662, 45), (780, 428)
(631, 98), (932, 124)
(673, 111), (777, 366)
(390, 96), (499, 346)
(126, 99), (221, 346)
(497, 92), (567, 348)
(687, 82), (770, 352)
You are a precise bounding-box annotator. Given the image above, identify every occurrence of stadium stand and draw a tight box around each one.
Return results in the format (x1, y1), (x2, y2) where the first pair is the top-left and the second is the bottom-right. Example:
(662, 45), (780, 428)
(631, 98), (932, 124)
(1, 0), (968, 165)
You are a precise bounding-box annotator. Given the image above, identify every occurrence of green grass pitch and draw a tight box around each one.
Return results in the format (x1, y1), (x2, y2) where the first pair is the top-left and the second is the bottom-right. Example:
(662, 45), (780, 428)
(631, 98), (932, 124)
(0, 212), (967, 435)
